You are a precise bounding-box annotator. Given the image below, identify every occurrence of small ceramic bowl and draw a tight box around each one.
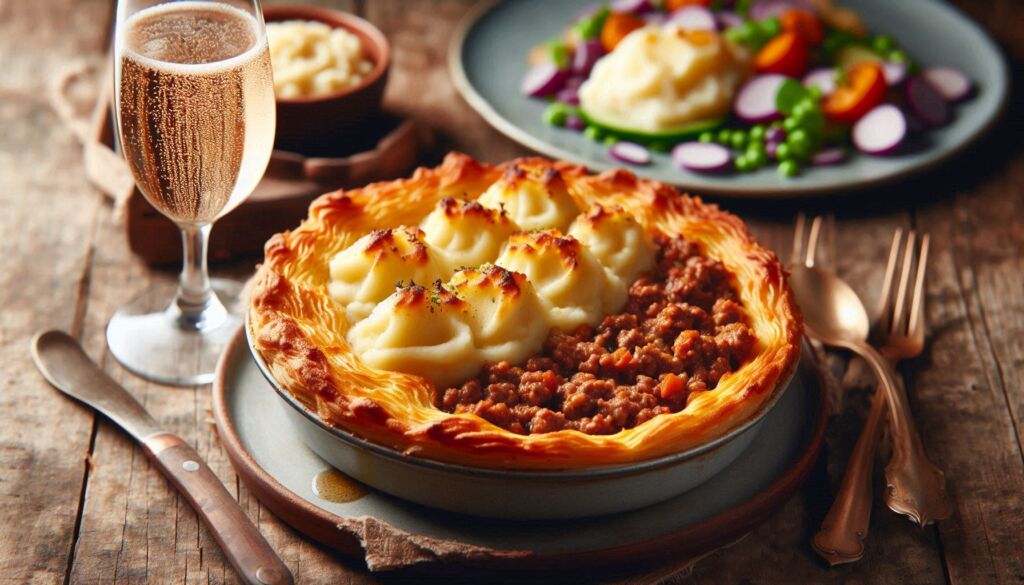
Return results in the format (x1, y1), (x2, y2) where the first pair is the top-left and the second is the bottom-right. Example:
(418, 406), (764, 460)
(262, 4), (391, 153)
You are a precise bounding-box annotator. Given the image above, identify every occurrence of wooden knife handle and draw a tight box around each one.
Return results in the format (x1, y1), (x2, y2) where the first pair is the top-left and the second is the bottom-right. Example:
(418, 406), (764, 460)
(143, 434), (293, 585)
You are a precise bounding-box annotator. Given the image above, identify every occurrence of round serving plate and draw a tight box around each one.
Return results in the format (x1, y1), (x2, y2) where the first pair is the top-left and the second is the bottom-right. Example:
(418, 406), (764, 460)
(212, 328), (827, 569)
(244, 324), (799, 520)
(449, 0), (1009, 198)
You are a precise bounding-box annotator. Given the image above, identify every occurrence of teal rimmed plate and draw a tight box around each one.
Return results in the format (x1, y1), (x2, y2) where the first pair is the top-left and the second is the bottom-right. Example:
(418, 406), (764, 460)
(449, 0), (1008, 197)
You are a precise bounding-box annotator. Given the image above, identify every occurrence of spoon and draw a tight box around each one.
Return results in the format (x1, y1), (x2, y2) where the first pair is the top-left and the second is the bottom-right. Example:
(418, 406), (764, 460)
(31, 330), (293, 585)
(788, 265), (950, 527)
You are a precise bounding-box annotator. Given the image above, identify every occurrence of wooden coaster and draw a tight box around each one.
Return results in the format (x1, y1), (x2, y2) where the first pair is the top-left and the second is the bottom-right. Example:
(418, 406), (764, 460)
(90, 102), (426, 266)
(211, 329), (828, 574)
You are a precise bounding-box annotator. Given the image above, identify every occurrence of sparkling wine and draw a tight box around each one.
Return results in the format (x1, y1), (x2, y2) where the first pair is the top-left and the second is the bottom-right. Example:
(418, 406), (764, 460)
(116, 1), (275, 224)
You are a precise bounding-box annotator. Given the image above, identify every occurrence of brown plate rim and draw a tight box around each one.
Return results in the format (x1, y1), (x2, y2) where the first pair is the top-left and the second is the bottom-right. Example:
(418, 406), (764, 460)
(211, 328), (829, 569)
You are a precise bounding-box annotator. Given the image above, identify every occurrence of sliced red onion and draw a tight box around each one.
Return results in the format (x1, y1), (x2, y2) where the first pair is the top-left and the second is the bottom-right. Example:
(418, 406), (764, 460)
(811, 147), (846, 165)
(564, 75), (586, 90)
(766, 141), (780, 159)
(609, 142), (652, 165)
(882, 61), (907, 87)
(717, 10), (744, 29)
(672, 142), (732, 172)
(853, 104), (907, 155)
(556, 86), (580, 105)
(572, 40), (603, 77)
(803, 68), (837, 97)
(565, 114), (586, 131)
(668, 6), (717, 31)
(611, 0), (652, 14)
(765, 126), (786, 143)
(923, 66), (973, 102)
(520, 62), (569, 97)
(905, 75), (950, 128)
(734, 74), (787, 123)
(749, 0), (816, 20)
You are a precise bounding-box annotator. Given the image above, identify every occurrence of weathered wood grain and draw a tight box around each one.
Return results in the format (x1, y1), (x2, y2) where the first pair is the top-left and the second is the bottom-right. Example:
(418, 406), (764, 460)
(909, 159), (1024, 585)
(0, 0), (113, 583)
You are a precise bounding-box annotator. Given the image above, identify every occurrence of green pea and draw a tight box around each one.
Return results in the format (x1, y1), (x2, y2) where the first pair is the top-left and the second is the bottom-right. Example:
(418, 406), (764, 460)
(735, 154), (752, 172)
(725, 27), (746, 45)
(731, 130), (748, 150)
(783, 117), (800, 132)
(889, 49), (909, 64)
(746, 144), (767, 167)
(584, 125), (604, 141)
(717, 129), (733, 144)
(603, 135), (619, 146)
(872, 34), (895, 53)
(749, 124), (766, 141)
(758, 17), (781, 38)
(807, 85), (823, 100)
(543, 103), (570, 127)
(736, 21), (757, 42)
(699, 131), (715, 143)
(775, 142), (793, 161)
(788, 130), (813, 159)
(778, 160), (800, 177)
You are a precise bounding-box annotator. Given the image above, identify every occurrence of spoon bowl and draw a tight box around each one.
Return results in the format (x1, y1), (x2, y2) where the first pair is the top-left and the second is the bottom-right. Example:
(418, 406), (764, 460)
(788, 266), (871, 343)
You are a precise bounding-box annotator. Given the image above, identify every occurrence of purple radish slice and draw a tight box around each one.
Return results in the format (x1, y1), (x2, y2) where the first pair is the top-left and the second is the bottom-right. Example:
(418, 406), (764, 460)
(565, 114), (586, 131)
(521, 62), (568, 97)
(611, 0), (653, 14)
(766, 141), (779, 159)
(734, 74), (787, 123)
(749, 0), (816, 20)
(717, 10), (744, 29)
(882, 61), (907, 86)
(556, 87), (580, 105)
(803, 68), (837, 97)
(811, 147), (846, 165)
(572, 40), (603, 77)
(905, 75), (950, 128)
(564, 75), (586, 90)
(923, 66), (973, 102)
(765, 126), (786, 143)
(853, 104), (907, 155)
(668, 6), (717, 31)
(610, 142), (652, 165)
(904, 109), (926, 134)
(672, 142), (732, 172)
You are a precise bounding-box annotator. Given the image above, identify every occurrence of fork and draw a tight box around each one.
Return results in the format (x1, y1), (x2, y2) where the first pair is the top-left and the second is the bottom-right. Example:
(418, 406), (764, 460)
(804, 225), (951, 565)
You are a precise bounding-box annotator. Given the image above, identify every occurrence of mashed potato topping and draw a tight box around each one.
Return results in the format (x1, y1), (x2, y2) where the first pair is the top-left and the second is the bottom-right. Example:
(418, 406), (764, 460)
(267, 20), (374, 98)
(580, 26), (751, 133)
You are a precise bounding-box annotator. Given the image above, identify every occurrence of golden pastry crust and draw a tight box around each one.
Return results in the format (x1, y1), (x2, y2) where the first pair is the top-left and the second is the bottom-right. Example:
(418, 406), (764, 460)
(249, 153), (802, 470)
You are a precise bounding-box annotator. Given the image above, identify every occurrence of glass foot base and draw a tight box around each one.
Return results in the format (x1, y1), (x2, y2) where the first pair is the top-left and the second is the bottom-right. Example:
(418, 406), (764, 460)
(106, 278), (244, 386)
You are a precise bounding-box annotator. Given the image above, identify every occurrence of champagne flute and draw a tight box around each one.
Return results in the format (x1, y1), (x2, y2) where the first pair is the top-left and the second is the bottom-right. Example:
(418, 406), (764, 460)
(109, 0), (275, 385)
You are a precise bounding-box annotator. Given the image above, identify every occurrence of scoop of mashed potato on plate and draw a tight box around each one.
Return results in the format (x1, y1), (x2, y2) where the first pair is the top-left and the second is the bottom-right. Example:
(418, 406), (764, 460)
(580, 26), (751, 135)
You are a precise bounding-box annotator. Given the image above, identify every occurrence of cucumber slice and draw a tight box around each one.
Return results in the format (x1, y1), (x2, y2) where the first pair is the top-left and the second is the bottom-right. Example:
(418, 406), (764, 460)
(578, 109), (724, 145)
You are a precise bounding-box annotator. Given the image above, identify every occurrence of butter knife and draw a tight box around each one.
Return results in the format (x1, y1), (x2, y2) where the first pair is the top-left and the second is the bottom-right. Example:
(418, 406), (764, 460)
(31, 330), (293, 585)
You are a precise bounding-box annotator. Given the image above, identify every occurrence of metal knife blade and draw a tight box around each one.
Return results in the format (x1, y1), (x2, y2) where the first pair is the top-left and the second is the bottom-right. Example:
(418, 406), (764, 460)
(30, 329), (163, 442)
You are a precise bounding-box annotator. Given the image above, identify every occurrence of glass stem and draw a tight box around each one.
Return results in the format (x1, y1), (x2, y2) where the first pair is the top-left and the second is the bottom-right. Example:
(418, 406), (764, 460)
(174, 223), (225, 330)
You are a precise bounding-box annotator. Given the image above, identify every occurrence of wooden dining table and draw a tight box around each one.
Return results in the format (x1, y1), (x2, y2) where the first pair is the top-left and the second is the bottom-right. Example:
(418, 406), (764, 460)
(2, 0), (1022, 583)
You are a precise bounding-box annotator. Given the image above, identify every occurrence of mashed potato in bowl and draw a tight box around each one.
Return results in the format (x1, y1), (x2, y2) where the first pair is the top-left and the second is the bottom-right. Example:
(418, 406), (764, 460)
(267, 20), (375, 98)
(580, 26), (751, 135)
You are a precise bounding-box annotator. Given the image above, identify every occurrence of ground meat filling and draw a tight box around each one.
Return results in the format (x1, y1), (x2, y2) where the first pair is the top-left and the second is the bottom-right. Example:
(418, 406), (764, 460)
(438, 235), (757, 436)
